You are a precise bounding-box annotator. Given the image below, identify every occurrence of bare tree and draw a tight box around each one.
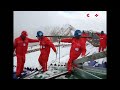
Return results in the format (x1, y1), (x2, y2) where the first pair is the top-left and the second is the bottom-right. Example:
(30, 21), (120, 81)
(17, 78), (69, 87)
(50, 26), (61, 42)
(49, 24), (75, 42)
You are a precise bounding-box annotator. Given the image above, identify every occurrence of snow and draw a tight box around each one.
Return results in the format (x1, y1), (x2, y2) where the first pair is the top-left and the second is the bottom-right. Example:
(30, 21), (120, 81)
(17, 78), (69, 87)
(13, 43), (71, 69)
(13, 41), (106, 70)
(86, 42), (99, 55)
(27, 45), (40, 50)
(83, 62), (89, 66)
(48, 45), (70, 64)
(27, 42), (71, 51)
(83, 57), (107, 66)
(95, 57), (107, 64)
(13, 41), (107, 79)
(14, 51), (41, 69)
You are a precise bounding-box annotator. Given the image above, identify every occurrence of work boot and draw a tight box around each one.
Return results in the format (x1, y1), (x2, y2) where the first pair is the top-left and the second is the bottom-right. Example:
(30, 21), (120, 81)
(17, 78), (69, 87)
(16, 74), (22, 79)
(65, 72), (72, 78)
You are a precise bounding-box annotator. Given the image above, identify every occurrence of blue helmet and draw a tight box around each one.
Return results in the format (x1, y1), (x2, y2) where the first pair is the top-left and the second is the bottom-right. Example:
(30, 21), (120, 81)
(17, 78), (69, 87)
(36, 31), (43, 37)
(74, 30), (82, 37)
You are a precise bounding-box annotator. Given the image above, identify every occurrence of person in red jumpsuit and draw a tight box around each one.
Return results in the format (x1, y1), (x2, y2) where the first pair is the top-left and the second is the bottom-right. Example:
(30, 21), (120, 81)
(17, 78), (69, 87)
(36, 31), (57, 72)
(81, 31), (89, 57)
(60, 30), (85, 74)
(96, 31), (107, 52)
(13, 31), (39, 78)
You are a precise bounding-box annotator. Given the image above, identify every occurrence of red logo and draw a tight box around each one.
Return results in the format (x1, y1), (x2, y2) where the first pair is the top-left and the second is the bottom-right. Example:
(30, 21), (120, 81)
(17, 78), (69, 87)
(95, 14), (98, 17)
(87, 14), (99, 17)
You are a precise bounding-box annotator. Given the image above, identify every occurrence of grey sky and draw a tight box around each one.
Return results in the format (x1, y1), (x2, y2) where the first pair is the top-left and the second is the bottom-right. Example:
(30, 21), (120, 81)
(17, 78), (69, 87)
(14, 11), (106, 39)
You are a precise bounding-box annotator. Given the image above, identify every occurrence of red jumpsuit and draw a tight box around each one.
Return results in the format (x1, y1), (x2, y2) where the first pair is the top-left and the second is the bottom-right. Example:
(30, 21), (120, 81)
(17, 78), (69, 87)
(38, 36), (56, 72)
(81, 33), (88, 56)
(61, 38), (85, 73)
(96, 33), (107, 52)
(14, 37), (39, 76)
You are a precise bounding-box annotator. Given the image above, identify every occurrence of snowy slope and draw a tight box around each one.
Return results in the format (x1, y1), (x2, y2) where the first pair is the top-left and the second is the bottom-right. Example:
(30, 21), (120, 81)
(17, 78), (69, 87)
(83, 57), (107, 66)
(13, 43), (71, 69)
(27, 42), (71, 51)
(27, 45), (40, 50)
(13, 41), (106, 70)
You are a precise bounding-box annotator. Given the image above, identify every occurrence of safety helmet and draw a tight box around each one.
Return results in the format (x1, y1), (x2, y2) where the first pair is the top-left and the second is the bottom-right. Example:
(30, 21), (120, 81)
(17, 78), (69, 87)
(101, 31), (104, 34)
(74, 30), (82, 37)
(21, 31), (28, 37)
(82, 30), (85, 33)
(36, 31), (43, 37)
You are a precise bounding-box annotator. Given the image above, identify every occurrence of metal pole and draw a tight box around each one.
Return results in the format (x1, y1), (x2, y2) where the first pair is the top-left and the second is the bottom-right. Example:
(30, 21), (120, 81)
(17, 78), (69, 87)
(59, 36), (60, 63)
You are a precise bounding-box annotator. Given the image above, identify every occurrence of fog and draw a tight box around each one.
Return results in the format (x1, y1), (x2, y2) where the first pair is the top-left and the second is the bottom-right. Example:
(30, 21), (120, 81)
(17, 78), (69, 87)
(14, 11), (106, 40)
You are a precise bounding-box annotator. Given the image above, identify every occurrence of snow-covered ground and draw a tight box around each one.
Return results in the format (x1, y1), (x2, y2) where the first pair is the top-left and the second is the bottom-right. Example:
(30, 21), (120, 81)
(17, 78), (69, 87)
(13, 42), (71, 70)
(95, 57), (107, 64)
(27, 42), (71, 51)
(13, 41), (106, 70)
(27, 45), (40, 50)
(83, 57), (107, 66)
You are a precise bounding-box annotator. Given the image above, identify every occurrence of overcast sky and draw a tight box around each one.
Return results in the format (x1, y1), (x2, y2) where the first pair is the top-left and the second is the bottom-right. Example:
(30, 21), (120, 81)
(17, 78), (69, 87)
(14, 11), (106, 39)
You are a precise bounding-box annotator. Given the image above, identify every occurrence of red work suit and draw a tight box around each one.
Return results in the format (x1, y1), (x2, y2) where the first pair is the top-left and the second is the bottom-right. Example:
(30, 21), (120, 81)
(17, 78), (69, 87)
(81, 33), (88, 56)
(14, 37), (39, 76)
(96, 33), (107, 52)
(38, 36), (56, 72)
(61, 38), (84, 73)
